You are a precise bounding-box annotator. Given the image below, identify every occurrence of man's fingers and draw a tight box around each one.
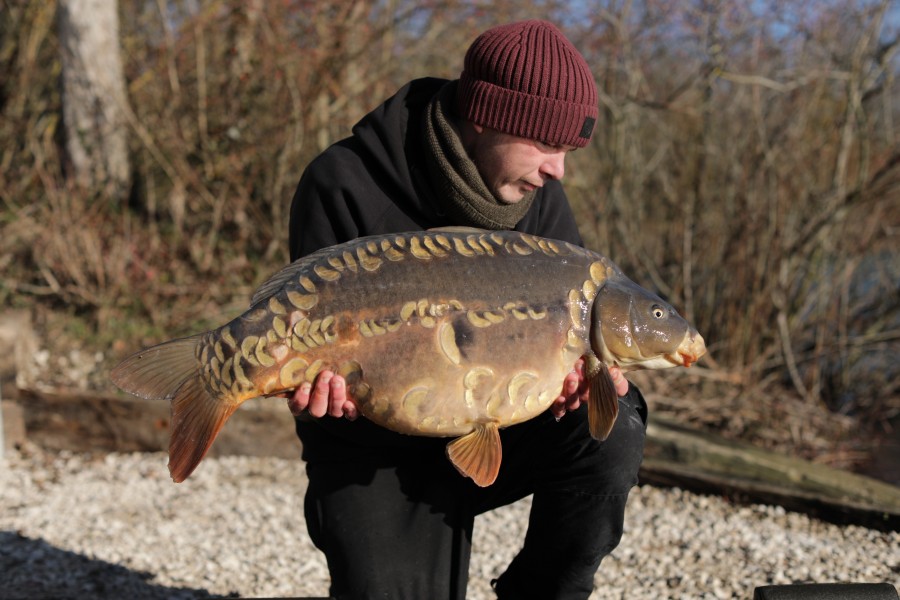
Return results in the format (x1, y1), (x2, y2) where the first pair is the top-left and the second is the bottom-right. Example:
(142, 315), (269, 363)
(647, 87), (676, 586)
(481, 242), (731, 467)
(287, 371), (359, 421)
(307, 370), (334, 417)
(328, 375), (347, 418)
(552, 365), (590, 422)
(552, 363), (628, 424)
(551, 396), (566, 420)
(563, 371), (579, 396)
(287, 382), (311, 416)
(573, 357), (585, 375)
(609, 366), (629, 397)
(343, 401), (359, 421)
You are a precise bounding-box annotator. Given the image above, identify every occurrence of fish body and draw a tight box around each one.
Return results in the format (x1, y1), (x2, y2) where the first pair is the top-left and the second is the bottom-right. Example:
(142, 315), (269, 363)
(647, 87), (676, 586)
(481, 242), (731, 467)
(112, 228), (705, 485)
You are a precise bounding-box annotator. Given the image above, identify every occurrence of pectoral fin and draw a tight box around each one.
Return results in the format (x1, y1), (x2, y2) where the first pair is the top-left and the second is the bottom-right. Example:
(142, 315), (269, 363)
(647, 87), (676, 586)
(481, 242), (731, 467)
(446, 422), (502, 487)
(584, 355), (619, 441)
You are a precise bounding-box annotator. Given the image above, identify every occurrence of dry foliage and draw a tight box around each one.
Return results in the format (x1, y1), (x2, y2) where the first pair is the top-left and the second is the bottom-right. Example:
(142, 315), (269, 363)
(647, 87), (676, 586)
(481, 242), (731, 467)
(0, 0), (898, 473)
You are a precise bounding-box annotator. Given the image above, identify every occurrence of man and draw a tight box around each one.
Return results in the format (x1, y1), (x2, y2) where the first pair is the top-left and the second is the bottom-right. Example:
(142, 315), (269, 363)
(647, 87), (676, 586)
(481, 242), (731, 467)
(286, 20), (646, 600)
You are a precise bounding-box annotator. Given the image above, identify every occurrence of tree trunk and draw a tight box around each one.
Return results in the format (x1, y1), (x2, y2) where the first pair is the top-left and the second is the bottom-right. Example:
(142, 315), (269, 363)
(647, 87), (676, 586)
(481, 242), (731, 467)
(58, 0), (130, 199)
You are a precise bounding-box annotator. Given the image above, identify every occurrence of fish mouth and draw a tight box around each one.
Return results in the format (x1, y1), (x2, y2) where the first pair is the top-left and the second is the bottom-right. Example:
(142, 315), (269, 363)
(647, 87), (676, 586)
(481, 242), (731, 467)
(670, 331), (706, 367)
(597, 331), (707, 372)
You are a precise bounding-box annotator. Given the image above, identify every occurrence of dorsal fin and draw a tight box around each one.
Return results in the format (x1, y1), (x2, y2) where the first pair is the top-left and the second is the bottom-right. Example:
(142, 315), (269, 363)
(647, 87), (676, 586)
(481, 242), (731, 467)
(249, 248), (330, 306)
(253, 229), (490, 306)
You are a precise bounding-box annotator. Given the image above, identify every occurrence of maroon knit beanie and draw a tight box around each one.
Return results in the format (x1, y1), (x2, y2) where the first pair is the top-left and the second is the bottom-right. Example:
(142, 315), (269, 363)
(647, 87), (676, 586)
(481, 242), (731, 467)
(456, 20), (598, 148)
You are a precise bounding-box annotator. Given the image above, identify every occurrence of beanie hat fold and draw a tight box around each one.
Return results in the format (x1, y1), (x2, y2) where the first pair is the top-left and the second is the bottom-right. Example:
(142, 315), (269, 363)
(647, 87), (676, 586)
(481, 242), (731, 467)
(460, 80), (596, 148)
(457, 20), (598, 147)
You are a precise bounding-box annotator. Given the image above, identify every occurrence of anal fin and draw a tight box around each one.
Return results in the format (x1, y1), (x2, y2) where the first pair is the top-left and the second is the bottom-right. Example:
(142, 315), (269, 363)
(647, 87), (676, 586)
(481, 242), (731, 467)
(446, 422), (502, 487)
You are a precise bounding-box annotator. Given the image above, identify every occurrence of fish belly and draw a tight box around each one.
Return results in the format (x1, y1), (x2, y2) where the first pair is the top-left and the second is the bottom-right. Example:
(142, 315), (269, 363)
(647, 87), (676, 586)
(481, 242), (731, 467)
(343, 304), (584, 436)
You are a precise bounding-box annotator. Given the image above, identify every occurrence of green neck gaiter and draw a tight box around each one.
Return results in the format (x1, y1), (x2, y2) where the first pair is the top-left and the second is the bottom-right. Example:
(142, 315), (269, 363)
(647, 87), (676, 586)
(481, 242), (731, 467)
(420, 81), (535, 230)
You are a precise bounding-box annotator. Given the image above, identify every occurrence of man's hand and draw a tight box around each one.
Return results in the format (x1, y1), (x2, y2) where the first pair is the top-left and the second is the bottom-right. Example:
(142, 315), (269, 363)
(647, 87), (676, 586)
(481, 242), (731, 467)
(286, 370), (359, 420)
(550, 359), (629, 420)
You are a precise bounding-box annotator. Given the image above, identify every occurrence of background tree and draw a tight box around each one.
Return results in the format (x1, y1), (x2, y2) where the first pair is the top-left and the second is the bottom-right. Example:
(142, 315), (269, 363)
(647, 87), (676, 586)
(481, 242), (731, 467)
(57, 0), (131, 199)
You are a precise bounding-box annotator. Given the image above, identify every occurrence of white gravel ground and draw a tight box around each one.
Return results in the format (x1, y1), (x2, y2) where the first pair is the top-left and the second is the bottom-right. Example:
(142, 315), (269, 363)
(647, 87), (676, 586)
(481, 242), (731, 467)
(1, 447), (897, 599)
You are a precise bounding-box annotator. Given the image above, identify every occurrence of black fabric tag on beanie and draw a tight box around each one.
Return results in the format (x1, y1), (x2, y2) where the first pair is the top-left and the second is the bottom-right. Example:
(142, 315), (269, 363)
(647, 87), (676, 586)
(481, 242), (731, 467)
(579, 117), (596, 139)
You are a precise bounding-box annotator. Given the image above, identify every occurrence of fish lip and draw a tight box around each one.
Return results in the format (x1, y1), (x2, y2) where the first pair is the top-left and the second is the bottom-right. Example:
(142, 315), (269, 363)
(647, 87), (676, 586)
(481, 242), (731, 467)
(678, 352), (696, 368)
(673, 331), (707, 367)
(657, 352), (688, 367)
(658, 350), (698, 368)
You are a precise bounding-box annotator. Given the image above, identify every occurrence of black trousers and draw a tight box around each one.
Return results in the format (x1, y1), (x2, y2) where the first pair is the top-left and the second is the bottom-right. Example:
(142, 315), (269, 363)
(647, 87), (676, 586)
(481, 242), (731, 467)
(297, 388), (648, 600)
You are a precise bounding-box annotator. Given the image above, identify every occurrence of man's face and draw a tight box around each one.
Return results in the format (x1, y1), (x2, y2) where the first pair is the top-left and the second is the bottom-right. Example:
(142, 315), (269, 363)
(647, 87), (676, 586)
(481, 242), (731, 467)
(466, 125), (576, 204)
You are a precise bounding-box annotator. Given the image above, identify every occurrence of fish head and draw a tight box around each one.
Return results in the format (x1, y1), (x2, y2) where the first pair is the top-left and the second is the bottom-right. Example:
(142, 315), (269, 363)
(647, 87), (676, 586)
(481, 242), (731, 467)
(589, 277), (706, 371)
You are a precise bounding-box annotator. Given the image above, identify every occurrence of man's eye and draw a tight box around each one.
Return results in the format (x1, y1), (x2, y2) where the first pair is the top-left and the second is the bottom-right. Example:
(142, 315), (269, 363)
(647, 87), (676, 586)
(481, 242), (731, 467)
(536, 141), (574, 153)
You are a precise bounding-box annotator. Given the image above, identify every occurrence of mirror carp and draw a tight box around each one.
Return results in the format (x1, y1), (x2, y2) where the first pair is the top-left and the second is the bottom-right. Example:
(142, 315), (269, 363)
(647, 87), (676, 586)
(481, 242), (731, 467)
(111, 228), (706, 486)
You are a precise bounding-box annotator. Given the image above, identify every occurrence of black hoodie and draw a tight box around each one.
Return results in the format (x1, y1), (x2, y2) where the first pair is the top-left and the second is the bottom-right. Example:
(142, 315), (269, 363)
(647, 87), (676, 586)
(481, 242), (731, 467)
(289, 77), (583, 261)
(288, 77), (585, 458)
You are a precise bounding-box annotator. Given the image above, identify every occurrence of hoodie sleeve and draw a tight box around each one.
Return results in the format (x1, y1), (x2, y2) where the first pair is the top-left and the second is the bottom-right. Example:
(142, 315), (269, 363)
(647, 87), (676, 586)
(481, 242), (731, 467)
(288, 151), (361, 261)
(289, 80), (452, 261)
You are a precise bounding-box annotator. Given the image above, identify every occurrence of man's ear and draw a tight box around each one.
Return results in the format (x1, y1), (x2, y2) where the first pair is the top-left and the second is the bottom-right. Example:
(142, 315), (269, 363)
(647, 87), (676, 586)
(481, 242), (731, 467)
(457, 119), (484, 150)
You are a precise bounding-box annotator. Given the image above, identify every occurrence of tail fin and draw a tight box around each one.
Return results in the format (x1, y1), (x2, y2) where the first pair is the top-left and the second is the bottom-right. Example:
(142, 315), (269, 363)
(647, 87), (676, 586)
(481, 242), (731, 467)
(168, 377), (238, 482)
(110, 334), (237, 482)
(110, 335), (202, 400)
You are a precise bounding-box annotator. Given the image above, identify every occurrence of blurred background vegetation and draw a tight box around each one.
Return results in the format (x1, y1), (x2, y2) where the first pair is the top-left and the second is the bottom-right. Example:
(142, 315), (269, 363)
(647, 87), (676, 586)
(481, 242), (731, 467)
(1, 0), (898, 481)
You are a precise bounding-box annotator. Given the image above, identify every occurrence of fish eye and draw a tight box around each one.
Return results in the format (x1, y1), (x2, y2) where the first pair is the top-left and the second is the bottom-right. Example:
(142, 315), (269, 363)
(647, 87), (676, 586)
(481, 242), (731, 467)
(651, 305), (667, 319)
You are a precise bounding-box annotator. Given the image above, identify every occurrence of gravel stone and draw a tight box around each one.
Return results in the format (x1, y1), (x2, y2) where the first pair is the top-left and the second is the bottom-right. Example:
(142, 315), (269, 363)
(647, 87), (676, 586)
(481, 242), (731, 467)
(1, 446), (897, 599)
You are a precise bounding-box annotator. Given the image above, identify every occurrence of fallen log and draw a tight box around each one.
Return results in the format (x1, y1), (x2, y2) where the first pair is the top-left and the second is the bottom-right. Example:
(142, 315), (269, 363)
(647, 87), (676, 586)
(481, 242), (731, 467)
(641, 417), (900, 531)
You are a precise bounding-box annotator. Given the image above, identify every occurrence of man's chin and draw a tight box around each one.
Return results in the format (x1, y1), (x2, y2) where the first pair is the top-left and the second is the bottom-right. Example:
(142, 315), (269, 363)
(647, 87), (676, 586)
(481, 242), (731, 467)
(497, 187), (528, 204)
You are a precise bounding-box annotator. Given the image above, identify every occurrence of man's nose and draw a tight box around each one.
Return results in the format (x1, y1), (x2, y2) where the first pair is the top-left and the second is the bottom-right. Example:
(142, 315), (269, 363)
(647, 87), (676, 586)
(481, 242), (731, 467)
(540, 151), (566, 180)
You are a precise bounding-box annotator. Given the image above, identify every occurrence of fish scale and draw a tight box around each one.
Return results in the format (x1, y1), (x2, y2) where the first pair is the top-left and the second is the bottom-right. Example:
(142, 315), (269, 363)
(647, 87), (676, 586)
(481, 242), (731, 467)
(111, 227), (706, 486)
